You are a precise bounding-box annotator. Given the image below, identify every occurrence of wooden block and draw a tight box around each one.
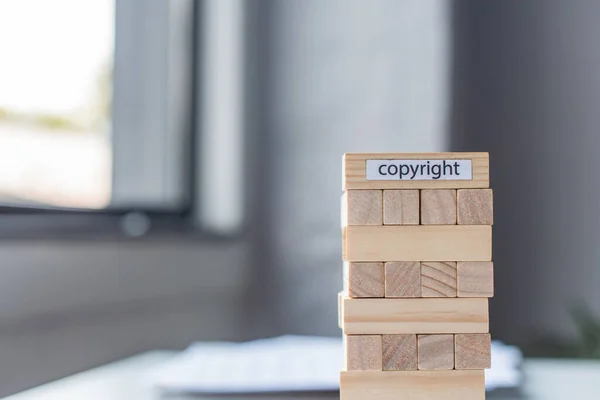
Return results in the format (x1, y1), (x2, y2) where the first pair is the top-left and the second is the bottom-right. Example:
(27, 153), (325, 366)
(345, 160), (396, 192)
(340, 370), (485, 400)
(458, 189), (494, 225)
(382, 334), (417, 370)
(343, 225), (492, 261)
(345, 335), (382, 370)
(421, 261), (457, 297)
(455, 333), (492, 369)
(384, 262), (420, 298)
(343, 190), (382, 226)
(344, 262), (384, 298)
(457, 262), (494, 297)
(338, 291), (344, 329)
(418, 334), (454, 370)
(343, 152), (490, 190)
(342, 297), (489, 334)
(383, 190), (419, 225)
(421, 189), (457, 224)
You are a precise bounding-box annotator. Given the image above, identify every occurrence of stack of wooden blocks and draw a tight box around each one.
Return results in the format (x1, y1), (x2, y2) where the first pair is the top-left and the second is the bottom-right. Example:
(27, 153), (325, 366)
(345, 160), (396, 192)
(339, 152), (493, 400)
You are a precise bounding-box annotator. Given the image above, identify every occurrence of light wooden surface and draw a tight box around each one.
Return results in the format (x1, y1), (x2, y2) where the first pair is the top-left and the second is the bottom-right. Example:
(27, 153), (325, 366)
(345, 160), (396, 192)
(457, 262), (494, 298)
(418, 334), (454, 370)
(455, 333), (492, 370)
(458, 189), (494, 225)
(338, 291), (344, 329)
(382, 334), (417, 371)
(340, 370), (485, 400)
(341, 297), (489, 334)
(383, 190), (419, 225)
(345, 335), (382, 371)
(343, 190), (383, 226)
(343, 152), (489, 190)
(343, 225), (492, 261)
(344, 262), (385, 298)
(384, 262), (420, 298)
(420, 189), (457, 225)
(421, 261), (457, 297)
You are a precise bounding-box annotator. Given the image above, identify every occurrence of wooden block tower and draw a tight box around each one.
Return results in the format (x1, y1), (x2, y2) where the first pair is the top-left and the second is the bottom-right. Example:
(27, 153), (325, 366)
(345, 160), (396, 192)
(340, 153), (493, 400)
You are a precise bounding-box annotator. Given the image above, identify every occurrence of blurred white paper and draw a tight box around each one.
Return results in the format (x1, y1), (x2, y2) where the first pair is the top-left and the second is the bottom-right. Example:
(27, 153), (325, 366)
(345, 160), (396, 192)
(487, 340), (522, 391)
(151, 335), (521, 394)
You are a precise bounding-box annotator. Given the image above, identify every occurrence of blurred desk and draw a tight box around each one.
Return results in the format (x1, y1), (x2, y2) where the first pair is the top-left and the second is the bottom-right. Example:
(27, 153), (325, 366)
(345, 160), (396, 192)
(5, 351), (519, 400)
(3, 351), (338, 400)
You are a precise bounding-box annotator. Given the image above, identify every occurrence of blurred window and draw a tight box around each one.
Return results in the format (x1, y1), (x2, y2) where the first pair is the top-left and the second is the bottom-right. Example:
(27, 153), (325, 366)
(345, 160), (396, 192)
(0, 0), (114, 209)
(0, 0), (247, 236)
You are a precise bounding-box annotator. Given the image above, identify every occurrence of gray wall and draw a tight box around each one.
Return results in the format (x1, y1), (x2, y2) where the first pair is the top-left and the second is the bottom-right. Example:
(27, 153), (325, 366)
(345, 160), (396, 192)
(259, 0), (451, 335)
(0, 241), (250, 395)
(453, 0), (600, 344)
(259, 0), (600, 345)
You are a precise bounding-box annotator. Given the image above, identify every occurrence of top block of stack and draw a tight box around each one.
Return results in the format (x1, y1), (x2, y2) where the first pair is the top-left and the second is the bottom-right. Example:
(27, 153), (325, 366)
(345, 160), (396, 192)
(342, 152), (492, 262)
(343, 152), (489, 190)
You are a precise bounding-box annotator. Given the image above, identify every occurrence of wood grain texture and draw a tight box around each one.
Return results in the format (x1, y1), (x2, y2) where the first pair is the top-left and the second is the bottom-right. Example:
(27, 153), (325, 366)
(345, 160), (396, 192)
(342, 297), (489, 334)
(338, 291), (344, 329)
(343, 225), (492, 261)
(343, 152), (489, 190)
(455, 334), (492, 369)
(385, 262), (420, 298)
(418, 334), (454, 370)
(345, 335), (382, 370)
(383, 190), (419, 225)
(343, 190), (382, 226)
(421, 262), (457, 297)
(344, 262), (384, 298)
(382, 334), (417, 370)
(458, 189), (494, 225)
(457, 262), (494, 298)
(340, 370), (485, 400)
(421, 190), (457, 225)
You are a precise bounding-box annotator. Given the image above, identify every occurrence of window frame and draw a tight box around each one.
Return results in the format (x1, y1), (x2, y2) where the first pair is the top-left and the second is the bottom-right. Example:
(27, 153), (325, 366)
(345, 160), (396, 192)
(0, 0), (252, 240)
(111, 0), (194, 212)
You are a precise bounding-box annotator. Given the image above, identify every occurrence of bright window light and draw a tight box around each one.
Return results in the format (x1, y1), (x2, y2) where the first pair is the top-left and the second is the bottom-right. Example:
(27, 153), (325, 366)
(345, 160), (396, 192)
(0, 0), (114, 209)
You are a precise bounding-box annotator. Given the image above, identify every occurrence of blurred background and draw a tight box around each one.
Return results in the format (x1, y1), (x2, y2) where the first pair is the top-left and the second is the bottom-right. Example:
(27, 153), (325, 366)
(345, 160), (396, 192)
(1, 0), (600, 396)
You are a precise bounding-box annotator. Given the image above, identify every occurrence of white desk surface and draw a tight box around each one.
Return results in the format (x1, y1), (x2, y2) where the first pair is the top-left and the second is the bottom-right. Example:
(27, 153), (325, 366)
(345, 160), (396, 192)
(5, 351), (176, 400)
(4, 350), (530, 400)
(4, 351), (338, 400)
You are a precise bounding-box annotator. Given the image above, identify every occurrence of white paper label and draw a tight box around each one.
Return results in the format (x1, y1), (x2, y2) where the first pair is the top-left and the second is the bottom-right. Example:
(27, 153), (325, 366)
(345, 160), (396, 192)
(366, 159), (472, 181)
